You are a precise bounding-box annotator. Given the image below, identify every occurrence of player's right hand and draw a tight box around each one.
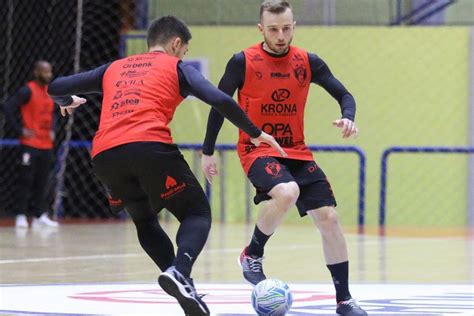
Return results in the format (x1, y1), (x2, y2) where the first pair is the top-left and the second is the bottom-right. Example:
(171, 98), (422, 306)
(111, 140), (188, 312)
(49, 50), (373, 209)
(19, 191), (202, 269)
(60, 95), (87, 117)
(201, 154), (218, 184)
(251, 131), (287, 157)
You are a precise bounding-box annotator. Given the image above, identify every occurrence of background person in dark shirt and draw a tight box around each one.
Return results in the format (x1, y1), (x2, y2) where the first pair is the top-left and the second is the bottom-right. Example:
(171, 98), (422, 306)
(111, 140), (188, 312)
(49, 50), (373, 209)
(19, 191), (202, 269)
(201, 2), (366, 315)
(48, 16), (285, 316)
(4, 60), (59, 229)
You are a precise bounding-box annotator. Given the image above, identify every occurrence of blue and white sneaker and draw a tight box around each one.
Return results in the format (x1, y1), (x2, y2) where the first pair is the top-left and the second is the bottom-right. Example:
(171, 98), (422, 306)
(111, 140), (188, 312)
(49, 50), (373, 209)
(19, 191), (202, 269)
(158, 266), (210, 316)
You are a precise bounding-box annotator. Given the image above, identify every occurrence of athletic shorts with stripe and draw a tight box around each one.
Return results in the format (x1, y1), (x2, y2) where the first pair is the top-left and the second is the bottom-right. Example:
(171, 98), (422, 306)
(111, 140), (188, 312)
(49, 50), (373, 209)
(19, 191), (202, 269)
(247, 156), (337, 217)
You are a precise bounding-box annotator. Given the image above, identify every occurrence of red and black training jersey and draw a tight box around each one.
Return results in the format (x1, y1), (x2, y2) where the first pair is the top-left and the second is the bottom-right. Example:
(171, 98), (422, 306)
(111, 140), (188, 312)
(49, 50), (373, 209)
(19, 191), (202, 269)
(48, 51), (262, 158)
(93, 52), (184, 157)
(202, 43), (356, 174)
(236, 44), (313, 173)
(19, 81), (55, 149)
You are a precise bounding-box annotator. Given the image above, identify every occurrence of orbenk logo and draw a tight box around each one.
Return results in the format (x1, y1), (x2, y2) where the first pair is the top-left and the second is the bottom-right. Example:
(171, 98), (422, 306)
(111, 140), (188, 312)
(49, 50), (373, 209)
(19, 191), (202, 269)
(161, 176), (186, 199)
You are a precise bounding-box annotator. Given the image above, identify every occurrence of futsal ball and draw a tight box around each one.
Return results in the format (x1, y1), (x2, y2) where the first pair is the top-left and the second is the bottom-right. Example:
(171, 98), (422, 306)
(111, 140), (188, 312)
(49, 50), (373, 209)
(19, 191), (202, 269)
(251, 279), (293, 315)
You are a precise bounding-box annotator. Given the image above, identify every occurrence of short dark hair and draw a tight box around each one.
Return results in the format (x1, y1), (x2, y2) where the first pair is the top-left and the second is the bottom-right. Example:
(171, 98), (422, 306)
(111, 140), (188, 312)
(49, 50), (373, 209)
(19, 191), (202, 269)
(260, 0), (292, 19)
(33, 60), (50, 71)
(147, 15), (192, 48)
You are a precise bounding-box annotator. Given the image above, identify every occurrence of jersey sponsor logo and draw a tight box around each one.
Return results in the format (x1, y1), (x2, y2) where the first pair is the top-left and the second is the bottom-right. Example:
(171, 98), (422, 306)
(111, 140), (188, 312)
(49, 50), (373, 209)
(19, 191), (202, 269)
(112, 109), (134, 118)
(264, 162), (282, 177)
(123, 89), (141, 97)
(261, 103), (297, 116)
(161, 175), (186, 199)
(119, 70), (148, 78)
(291, 53), (305, 61)
(255, 71), (263, 80)
(115, 80), (144, 88)
(293, 65), (307, 86)
(261, 89), (296, 116)
(250, 54), (264, 62)
(244, 144), (256, 154)
(132, 55), (155, 61)
(122, 62), (152, 69)
(114, 89), (142, 99)
(110, 99), (139, 111)
(270, 72), (290, 79)
(262, 123), (294, 146)
(113, 91), (123, 100)
(271, 89), (291, 102)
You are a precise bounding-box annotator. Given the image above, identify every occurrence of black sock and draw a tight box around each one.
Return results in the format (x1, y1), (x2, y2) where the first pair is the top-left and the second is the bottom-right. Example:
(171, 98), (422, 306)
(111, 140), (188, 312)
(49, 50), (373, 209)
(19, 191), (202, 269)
(174, 213), (211, 278)
(327, 261), (352, 303)
(246, 225), (271, 257)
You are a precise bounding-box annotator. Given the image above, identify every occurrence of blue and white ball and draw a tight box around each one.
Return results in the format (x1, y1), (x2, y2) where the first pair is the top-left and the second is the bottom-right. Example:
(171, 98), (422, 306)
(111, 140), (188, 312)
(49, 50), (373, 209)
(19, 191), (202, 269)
(251, 279), (293, 315)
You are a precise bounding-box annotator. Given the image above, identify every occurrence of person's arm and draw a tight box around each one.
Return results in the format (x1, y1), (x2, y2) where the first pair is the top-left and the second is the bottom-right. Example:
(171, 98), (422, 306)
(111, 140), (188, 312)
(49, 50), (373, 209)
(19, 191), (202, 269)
(47, 63), (111, 106)
(179, 59), (259, 139)
(179, 58), (285, 183)
(4, 86), (31, 136)
(309, 53), (358, 138)
(309, 53), (355, 121)
(201, 53), (245, 155)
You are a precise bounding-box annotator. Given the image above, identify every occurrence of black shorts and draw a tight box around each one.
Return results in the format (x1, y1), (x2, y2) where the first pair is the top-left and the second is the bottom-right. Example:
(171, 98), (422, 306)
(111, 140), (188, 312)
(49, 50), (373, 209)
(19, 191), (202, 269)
(92, 142), (210, 222)
(247, 156), (337, 217)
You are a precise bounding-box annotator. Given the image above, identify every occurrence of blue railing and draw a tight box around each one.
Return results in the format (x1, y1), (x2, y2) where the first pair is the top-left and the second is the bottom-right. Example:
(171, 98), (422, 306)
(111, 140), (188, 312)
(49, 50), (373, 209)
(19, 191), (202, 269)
(379, 146), (474, 233)
(1, 140), (366, 229)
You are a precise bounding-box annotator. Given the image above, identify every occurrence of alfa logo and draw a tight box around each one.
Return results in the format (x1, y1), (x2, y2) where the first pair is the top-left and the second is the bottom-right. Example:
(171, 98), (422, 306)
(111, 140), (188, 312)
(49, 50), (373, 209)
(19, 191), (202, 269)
(271, 89), (291, 102)
(265, 162), (281, 176)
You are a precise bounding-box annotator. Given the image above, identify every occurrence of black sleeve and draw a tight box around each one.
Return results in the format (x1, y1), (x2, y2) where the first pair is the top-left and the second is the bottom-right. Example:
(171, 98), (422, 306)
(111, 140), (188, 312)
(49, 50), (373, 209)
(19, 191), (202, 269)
(309, 53), (356, 121)
(47, 63), (111, 106)
(201, 53), (245, 155)
(4, 86), (32, 135)
(178, 61), (260, 147)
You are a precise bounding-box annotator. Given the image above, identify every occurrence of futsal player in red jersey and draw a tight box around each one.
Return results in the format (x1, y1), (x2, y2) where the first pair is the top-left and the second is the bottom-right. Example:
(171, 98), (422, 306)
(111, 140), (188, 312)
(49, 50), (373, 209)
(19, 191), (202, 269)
(48, 16), (285, 316)
(201, 1), (366, 315)
(4, 61), (59, 229)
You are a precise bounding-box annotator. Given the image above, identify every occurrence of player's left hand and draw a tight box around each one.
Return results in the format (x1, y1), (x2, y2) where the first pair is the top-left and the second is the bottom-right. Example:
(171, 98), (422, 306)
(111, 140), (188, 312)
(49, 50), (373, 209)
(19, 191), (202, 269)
(60, 95), (87, 116)
(332, 118), (359, 139)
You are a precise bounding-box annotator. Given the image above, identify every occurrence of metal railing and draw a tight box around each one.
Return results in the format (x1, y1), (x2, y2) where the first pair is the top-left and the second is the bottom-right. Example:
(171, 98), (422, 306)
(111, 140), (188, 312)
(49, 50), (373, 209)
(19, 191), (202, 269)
(379, 146), (474, 234)
(0, 139), (366, 230)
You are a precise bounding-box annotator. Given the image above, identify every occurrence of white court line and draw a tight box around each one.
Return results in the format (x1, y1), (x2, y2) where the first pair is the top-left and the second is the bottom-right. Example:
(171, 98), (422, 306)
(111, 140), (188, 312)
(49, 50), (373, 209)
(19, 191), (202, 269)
(0, 244), (320, 265)
(1, 236), (464, 265)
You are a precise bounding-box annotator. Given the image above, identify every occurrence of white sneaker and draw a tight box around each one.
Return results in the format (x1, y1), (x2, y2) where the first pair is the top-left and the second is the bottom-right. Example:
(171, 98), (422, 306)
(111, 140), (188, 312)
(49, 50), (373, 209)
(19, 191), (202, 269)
(32, 213), (59, 228)
(15, 215), (29, 228)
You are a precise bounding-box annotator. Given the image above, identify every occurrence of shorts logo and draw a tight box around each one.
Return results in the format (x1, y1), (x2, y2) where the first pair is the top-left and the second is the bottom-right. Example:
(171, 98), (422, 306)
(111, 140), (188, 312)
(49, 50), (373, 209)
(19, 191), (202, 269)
(307, 163), (318, 173)
(161, 176), (186, 199)
(265, 162), (281, 177)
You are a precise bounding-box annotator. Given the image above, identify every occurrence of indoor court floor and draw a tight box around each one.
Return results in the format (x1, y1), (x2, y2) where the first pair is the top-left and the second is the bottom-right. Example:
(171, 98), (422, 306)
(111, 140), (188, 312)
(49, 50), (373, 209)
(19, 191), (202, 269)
(0, 221), (473, 315)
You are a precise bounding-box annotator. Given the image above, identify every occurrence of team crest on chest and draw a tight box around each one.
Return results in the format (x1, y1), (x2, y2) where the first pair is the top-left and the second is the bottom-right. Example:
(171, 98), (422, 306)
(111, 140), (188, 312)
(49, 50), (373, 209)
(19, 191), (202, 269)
(293, 64), (307, 87)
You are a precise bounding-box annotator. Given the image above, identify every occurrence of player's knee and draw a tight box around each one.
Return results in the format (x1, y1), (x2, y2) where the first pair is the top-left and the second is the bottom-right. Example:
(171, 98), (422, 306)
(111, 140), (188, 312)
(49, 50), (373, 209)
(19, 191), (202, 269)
(315, 207), (340, 228)
(188, 205), (212, 226)
(271, 182), (299, 206)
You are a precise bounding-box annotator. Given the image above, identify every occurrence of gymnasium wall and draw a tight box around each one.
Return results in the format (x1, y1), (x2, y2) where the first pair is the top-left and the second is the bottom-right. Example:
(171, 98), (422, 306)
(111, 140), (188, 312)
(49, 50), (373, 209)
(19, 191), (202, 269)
(163, 26), (470, 227)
